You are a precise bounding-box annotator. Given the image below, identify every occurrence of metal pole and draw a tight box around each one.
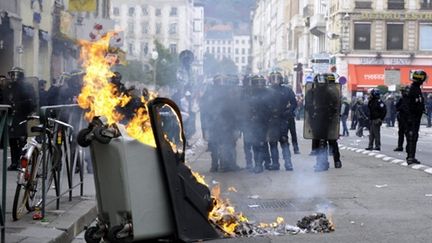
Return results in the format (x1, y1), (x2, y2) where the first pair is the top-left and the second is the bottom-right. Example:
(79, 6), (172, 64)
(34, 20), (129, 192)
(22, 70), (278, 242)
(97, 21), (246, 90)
(153, 61), (157, 88)
(0, 105), (11, 243)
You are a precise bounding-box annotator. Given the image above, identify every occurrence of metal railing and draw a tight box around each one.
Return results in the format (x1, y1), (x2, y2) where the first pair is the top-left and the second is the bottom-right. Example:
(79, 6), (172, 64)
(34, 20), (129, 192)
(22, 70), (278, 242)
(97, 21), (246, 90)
(39, 104), (86, 218)
(0, 105), (11, 243)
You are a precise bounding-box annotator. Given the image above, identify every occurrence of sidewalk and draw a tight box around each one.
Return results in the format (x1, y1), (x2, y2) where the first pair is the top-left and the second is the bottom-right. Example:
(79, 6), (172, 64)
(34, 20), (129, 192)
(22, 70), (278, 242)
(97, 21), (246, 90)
(2, 149), (97, 243)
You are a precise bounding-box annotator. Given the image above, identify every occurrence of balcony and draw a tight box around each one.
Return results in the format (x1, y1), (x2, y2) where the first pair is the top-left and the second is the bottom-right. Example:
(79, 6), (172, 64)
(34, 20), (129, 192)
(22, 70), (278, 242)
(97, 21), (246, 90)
(309, 14), (326, 36)
(355, 1), (372, 9)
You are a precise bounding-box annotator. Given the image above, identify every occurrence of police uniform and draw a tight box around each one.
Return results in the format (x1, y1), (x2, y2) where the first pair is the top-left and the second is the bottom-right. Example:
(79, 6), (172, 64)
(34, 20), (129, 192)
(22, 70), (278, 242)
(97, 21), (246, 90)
(366, 90), (386, 151)
(404, 70), (427, 164)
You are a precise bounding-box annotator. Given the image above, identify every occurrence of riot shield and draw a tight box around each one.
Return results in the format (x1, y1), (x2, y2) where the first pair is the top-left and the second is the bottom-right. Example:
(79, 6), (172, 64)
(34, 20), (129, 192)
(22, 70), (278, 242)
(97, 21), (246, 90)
(303, 82), (341, 140)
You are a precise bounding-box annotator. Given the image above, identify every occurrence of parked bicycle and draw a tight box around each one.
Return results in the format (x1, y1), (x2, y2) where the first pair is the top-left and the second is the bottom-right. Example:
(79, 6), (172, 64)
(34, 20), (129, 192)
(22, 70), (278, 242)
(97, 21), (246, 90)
(12, 116), (72, 221)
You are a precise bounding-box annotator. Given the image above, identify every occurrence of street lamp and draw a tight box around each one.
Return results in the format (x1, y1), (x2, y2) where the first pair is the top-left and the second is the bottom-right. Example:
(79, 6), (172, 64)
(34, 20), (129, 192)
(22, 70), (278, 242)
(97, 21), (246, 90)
(151, 51), (159, 88)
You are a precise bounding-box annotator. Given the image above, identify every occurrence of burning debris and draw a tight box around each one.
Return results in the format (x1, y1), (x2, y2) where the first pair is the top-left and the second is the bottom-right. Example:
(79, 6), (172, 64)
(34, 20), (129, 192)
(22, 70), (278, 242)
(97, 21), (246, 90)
(296, 213), (335, 233)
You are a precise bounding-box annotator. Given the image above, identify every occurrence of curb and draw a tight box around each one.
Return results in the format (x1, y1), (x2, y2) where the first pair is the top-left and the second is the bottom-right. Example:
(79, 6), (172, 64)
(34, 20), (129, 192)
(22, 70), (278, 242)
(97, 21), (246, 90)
(51, 200), (97, 243)
(339, 144), (432, 176)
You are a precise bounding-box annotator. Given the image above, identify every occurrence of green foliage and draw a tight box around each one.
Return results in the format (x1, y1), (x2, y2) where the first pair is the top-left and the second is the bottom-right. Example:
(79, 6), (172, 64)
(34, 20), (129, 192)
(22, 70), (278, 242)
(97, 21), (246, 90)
(151, 41), (179, 87)
(203, 53), (238, 76)
(114, 60), (151, 83)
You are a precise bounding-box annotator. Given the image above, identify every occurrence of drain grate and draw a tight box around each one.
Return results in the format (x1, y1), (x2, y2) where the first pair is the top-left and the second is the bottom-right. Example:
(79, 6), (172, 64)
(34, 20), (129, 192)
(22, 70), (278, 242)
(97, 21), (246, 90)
(238, 198), (336, 212)
(249, 200), (294, 210)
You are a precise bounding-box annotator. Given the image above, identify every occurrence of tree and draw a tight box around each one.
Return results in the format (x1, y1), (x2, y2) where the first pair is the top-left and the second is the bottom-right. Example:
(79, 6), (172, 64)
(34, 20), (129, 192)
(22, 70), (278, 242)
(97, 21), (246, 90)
(114, 60), (150, 83)
(151, 41), (179, 87)
(203, 53), (238, 76)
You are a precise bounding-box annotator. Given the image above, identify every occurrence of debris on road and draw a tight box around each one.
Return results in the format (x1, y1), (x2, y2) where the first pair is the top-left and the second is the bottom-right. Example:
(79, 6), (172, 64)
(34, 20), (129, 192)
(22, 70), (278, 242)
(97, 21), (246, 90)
(375, 184), (388, 188)
(296, 213), (335, 233)
(248, 194), (260, 199)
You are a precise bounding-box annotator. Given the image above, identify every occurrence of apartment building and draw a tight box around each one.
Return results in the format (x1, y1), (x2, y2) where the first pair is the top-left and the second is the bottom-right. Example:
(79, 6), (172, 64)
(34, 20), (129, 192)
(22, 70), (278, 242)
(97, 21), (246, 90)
(204, 31), (251, 74)
(111, 0), (195, 62)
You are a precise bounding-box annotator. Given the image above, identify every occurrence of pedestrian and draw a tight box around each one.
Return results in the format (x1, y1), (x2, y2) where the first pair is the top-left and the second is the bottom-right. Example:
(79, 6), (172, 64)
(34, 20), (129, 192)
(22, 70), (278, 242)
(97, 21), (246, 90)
(365, 89), (386, 151)
(3, 67), (36, 171)
(0, 75), (7, 103)
(403, 70), (427, 164)
(38, 79), (49, 107)
(266, 72), (294, 171)
(394, 86), (409, 151)
(295, 94), (304, 121)
(355, 98), (369, 137)
(385, 94), (396, 127)
(426, 93), (432, 128)
(285, 86), (300, 154)
(350, 97), (358, 130)
(340, 97), (350, 136)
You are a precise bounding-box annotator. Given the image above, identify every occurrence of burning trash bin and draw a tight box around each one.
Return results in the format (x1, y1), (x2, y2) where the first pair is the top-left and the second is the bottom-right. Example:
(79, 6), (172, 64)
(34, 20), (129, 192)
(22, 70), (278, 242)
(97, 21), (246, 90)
(78, 98), (221, 243)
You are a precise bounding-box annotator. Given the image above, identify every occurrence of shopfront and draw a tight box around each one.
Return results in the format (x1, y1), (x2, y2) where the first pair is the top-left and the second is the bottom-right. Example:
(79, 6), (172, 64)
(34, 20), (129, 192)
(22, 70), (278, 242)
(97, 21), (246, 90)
(348, 64), (432, 93)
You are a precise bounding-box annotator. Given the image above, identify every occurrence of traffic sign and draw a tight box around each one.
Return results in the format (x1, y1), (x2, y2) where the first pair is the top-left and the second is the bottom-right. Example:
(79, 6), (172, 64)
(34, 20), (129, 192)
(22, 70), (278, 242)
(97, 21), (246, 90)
(339, 76), (347, 85)
(305, 74), (314, 83)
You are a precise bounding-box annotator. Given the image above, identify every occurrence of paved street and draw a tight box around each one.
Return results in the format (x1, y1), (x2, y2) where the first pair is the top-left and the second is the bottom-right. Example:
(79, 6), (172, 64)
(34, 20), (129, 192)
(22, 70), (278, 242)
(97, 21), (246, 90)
(340, 123), (432, 168)
(3, 120), (432, 242)
(73, 120), (432, 242)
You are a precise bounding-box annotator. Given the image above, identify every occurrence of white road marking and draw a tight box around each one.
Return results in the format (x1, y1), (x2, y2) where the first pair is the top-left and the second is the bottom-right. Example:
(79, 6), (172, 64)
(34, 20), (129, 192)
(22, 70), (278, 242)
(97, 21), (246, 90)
(375, 154), (385, 159)
(382, 157), (394, 161)
(424, 168), (432, 174)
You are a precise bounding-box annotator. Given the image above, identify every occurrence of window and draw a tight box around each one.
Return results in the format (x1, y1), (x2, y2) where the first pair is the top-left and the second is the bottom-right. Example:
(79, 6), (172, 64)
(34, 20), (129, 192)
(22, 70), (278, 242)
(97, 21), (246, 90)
(142, 22), (149, 34)
(206, 47), (209, 52)
(212, 47), (215, 53)
(235, 48), (239, 54)
(222, 47), (226, 53)
(386, 23), (403, 50)
(241, 40), (245, 44)
(354, 1), (372, 9)
(141, 42), (148, 55)
(141, 5), (148, 15)
(113, 7), (120, 16)
(169, 23), (177, 35)
(155, 8), (161, 16)
(128, 7), (135, 17)
(228, 47), (231, 53)
(128, 43), (134, 53)
(242, 56), (245, 63)
(354, 23), (371, 50)
(170, 7), (177, 16)
(235, 40), (239, 44)
(242, 48), (245, 55)
(128, 22), (134, 36)
(217, 47), (220, 53)
(193, 20), (202, 32)
(421, 0), (432, 9)
(419, 23), (432, 50)
(235, 57), (239, 63)
(156, 23), (161, 34)
(387, 0), (404, 9)
(169, 44), (177, 54)
(206, 40), (209, 44)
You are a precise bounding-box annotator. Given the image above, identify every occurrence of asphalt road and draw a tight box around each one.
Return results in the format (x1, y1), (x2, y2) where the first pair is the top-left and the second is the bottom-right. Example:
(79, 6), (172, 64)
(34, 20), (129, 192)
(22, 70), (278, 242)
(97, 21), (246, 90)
(72, 120), (432, 243)
(339, 123), (432, 167)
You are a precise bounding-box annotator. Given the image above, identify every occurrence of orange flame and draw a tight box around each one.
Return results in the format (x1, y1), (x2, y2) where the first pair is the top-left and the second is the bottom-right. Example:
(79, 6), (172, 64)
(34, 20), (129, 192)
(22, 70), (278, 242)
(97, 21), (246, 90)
(77, 33), (156, 147)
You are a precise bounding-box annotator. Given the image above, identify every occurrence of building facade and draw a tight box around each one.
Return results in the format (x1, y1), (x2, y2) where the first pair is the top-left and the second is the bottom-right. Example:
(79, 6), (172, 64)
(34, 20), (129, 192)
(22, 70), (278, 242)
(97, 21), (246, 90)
(192, 2), (204, 76)
(204, 31), (251, 74)
(327, 0), (432, 94)
(111, 0), (195, 62)
(251, 0), (432, 95)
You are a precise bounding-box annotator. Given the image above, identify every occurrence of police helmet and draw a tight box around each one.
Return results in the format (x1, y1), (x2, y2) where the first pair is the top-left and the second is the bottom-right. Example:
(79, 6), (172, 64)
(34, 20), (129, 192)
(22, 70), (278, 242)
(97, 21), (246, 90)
(370, 88), (380, 98)
(111, 71), (122, 84)
(269, 71), (283, 84)
(251, 75), (266, 86)
(409, 70), (427, 84)
(225, 74), (239, 86)
(8, 66), (25, 82)
(242, 74), (252, 86)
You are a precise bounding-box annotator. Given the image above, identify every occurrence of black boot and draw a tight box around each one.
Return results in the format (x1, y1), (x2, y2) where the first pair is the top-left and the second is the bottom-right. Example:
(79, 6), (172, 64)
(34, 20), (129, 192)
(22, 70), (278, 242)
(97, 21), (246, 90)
(334, 160), (342, 168)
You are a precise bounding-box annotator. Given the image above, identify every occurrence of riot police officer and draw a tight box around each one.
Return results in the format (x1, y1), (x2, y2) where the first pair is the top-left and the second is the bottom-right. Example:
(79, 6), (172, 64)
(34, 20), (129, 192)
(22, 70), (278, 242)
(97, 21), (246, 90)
(239, 74), (254, 170)
(266, 72), (295, 171)
(394, 86), (409, 151)
(249, 75), (270, 173)
(3, 67), (36, 170)
(404, 70), (427, 164)
(365, 89), (386, 151)
(304, 73), (342, 171)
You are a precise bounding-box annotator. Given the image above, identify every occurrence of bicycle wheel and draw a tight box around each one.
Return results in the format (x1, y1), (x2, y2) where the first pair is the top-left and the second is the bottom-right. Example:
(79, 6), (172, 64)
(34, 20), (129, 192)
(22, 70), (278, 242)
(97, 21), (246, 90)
(28, 146), (55, 210)
(12, 150), (39, 220)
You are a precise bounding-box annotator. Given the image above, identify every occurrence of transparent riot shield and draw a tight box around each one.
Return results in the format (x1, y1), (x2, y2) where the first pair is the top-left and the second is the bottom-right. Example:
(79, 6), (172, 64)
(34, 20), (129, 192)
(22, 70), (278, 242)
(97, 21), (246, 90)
(303, 82), (341, 140)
